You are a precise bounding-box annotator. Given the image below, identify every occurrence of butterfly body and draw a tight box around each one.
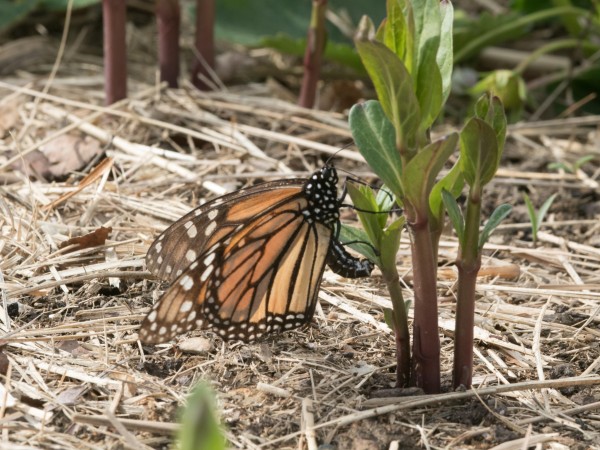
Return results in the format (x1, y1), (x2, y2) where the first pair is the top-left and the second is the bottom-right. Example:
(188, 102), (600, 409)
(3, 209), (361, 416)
(140, 165), (373, 344)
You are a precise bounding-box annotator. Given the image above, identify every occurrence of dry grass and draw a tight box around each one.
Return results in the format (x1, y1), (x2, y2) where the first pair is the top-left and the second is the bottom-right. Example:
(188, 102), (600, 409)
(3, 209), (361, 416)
(0, 69), (600, 449)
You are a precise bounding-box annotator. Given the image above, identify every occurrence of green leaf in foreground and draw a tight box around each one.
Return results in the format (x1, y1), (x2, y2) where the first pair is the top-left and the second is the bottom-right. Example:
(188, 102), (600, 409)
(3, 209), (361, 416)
(349, 100), (404, 199)
(355, 16), (421, 151)
(339, 224), (380, 266)
(178, 383), (226, 450)
(430, 158), (464, 225)
(459, 118), (498, 189)
(402, 133), (458, 213)
(479, 204), (512, 249)
(441, 189), (465, 247)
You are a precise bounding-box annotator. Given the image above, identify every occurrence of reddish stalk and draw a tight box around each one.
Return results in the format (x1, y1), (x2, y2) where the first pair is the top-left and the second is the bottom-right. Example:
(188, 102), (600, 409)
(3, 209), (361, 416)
(408, 216), (441, 393)
(382, 267), (411, 387)
(102, 0), (127, 104)
(298, 0), (327, 108)
(156, 0), (180, 88)
(452, 190), (482, 388)
(192, 0), (215, 90)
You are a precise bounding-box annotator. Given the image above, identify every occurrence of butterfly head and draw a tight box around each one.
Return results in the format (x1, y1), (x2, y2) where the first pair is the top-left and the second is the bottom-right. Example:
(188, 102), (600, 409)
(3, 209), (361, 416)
(302, 165), (340, 225)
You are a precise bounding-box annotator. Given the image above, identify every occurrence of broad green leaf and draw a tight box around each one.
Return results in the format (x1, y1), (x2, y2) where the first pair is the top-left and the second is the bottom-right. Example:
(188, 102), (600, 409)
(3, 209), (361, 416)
(470, 70), (526, 111)
(355, 17), (421, 151)
(479, 204), (512, 249)
(412, 0), (443, 130)
(339, 224), (380, 265)
(441, 189), (465, 247)
(349, 101), (404, 199)
(380, 216), (405, 270)
(412, 0), (441, 71)
(383, 0), (414, 74)
(0, 0), (39, 33)
(212, 0), (386, 47)
(523, 193), (538, 233)
(475, 95), (507, 161)
(437, 0), (454, 103)
(459, 118), (498, 189)
(537, 193), (558, 230)
(346, 183), (383, 246)
(402, 133), (458, 214)
(430, 157), (464, 224)
(41, 0), (99, 11)
(416, 63), (443, 132)
(178, 383), (226, 450)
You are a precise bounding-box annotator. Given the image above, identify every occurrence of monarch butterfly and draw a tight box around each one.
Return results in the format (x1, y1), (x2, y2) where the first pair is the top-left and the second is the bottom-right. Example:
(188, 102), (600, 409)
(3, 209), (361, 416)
(140, 165), (373, 344)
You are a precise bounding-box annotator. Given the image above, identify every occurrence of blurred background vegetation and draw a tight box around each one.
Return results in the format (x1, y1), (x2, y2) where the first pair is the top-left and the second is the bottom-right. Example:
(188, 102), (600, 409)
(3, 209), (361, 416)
(0, 0), (598, 120)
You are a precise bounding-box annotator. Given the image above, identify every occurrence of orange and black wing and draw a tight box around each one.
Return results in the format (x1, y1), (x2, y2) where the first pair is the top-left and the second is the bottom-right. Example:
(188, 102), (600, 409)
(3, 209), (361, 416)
(146, 179), (305, 282)
(140, 186), (332, 344)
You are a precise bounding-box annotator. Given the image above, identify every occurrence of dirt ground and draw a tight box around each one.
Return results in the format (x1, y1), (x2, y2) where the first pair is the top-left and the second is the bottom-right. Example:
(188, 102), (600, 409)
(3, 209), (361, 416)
(1, 22), (600, 450)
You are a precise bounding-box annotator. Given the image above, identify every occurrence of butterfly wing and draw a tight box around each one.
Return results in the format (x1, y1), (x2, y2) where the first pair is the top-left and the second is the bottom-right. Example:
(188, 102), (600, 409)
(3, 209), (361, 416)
(146, 179), (305, 282)
(140, 186), (332, 344)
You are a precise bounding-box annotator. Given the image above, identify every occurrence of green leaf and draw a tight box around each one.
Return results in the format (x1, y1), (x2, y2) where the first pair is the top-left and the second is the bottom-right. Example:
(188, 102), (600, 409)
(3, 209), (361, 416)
(383, 307), (395, 331)
(441, 189), (465, 246)
(537, 193), (558, 229)
(380, 216), (405, 270)
(459, 118), (499, 189)
(40, 0), (99, 11)
(349, 101), (404, 199)
(470, 70), (526, 111)
(355, 17), (421, 151)
(383, 0), (414, 73)
(437, 0), (454, 104)
(416, 63), (443, 132)
(430, 157), (464, 225)
(339, 224), (380, 266)
(474, 94), (507, 159)
(178, 383), (226, 450)
(412, 0), (444, 130)
(402, 133), (458, 214)
(0, 0), (39, 33)
(346, 183), (383, 245)
(479, 203), (512, 249)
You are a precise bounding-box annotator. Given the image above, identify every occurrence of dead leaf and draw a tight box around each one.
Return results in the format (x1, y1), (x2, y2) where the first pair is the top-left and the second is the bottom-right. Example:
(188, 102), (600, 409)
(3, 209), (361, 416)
(44, 157), (113, 210)
(40, 134), (103, 178)
(59, 226), (112, 253)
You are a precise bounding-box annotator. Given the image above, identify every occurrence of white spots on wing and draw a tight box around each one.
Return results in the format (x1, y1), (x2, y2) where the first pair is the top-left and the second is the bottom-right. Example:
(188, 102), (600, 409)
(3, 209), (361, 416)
(208, 210), (218, 220)
(180, 300), (193, 313)
(203, 252), (216, 266)
(166, 265), (172, 274)
(186, 249), (197, 261)
(179, 275), (194, 291)
(205, 221), (216, 236)
(155, 242), (162, 253)
(147, 310), (157, 322)
(176, 269), (183, 277)
(186, 222), (198, 238)
(200, 265), (213, 282)
(159, 326), (167, 335)
(157, 255), (163, 264)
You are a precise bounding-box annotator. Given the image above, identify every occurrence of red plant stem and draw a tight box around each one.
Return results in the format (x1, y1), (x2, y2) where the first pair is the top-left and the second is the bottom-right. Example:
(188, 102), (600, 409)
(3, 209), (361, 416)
(192, 0), (215, 90)
(383, 267), (411, 387)
(453, 189), (482, 388)
(156, 0), (180, 88)
(102, 0), (127, 104)
(298, 0), (327, 108)
(408, 216), (441, 393)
